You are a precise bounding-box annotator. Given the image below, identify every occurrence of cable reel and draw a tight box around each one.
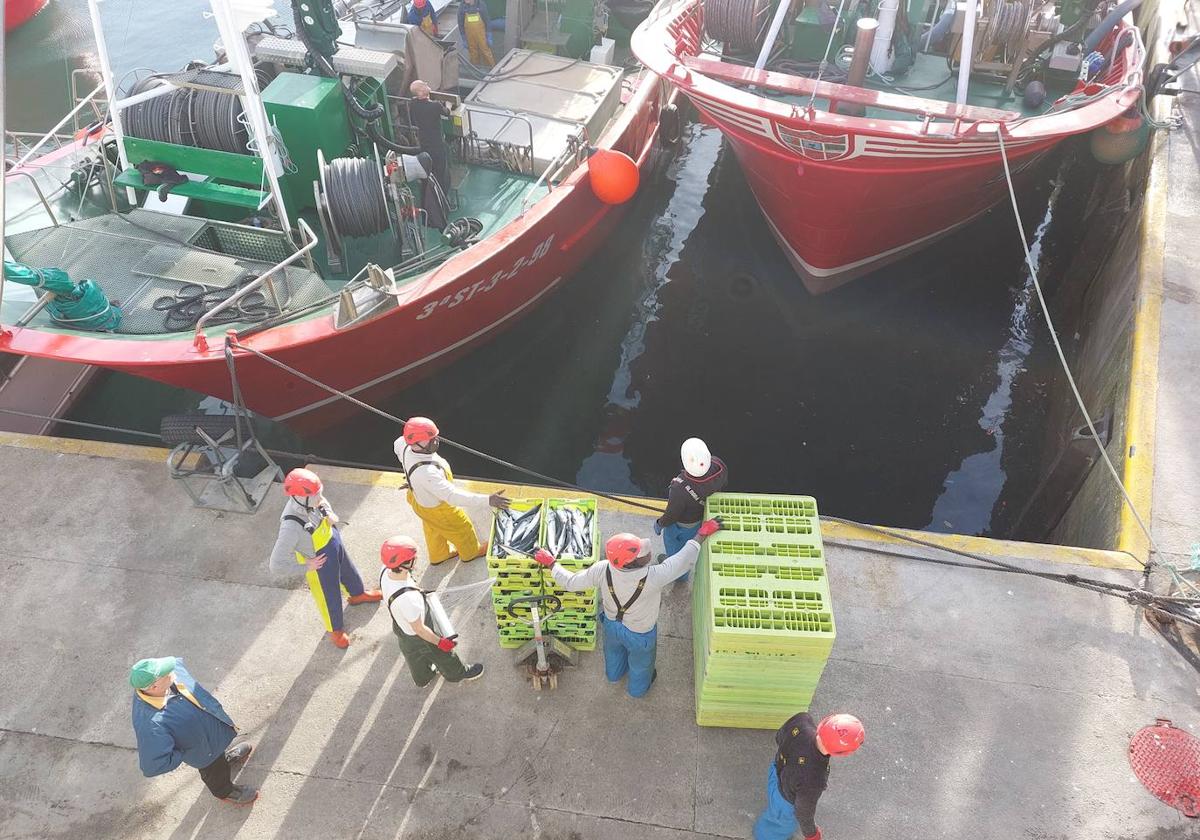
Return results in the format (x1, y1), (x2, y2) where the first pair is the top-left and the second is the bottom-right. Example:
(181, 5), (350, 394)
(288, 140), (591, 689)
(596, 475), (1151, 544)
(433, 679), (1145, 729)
(314, 148), (393, 271)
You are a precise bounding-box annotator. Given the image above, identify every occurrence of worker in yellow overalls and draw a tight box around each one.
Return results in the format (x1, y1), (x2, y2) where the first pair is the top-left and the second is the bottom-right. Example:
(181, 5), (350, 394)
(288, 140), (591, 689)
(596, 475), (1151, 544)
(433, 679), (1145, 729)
(395, 417), (509, 564)
(268, 468), (382, 648)
(458, 0), (496, 68)
(406, 0), (439, 35)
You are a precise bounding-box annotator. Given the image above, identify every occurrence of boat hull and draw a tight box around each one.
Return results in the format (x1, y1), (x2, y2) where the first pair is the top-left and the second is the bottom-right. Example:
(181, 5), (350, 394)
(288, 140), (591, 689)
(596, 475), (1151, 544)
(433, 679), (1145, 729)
(5, 0), (48, 31)
(1, 74), (676, 427)
(631, 0), (1144, 292)
(701, 110), (1056, 291)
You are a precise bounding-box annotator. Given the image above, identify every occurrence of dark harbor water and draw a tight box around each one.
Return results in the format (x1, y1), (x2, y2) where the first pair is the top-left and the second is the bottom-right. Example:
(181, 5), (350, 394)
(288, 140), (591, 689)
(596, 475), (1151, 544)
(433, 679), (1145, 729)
(5, 0), (1103, 537)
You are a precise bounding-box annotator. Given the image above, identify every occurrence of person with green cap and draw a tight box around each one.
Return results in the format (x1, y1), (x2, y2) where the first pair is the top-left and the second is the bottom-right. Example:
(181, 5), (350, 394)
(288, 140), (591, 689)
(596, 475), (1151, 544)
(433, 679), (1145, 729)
(130, 657), (257, 805)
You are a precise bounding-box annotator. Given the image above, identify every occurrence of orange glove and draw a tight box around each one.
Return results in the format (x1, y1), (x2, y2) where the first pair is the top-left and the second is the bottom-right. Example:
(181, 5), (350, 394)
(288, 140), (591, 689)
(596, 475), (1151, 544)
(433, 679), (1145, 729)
(697, 518), (722, 538)
(534, 549), (555, 568)
(437, 636), (457, 652)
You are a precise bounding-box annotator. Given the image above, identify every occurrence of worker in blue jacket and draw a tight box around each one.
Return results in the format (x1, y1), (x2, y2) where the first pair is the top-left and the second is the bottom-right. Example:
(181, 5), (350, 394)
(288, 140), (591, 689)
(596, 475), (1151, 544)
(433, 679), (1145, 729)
(130, 657), (257, 805)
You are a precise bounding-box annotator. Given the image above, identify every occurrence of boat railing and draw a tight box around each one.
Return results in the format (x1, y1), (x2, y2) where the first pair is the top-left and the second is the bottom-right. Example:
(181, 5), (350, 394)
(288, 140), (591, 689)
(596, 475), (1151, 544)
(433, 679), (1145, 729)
(677, 54), (1022, 132)
(69, 69), (108, 133)
(458, 106), (537, 175)
(193, 218), (319, 351)
(5, 170), (60, 228)
(10, 84), (108, 170)
(519, 128), (589, 215)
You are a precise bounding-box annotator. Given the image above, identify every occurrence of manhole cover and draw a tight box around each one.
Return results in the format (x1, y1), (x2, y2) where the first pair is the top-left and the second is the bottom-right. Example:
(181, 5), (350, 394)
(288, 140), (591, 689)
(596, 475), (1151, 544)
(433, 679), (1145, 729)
(1129, 719), (1200, 817)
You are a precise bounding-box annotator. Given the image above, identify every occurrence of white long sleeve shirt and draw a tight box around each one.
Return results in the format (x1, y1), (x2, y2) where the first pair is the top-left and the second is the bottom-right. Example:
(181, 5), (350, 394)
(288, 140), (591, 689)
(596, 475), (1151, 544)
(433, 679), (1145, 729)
(550, 540), (701, 633)
(396, 441), (489, 510)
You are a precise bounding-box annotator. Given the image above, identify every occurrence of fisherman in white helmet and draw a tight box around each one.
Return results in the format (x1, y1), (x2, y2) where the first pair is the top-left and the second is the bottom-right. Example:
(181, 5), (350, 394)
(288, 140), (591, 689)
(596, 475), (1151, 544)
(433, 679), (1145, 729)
(654, 437), (727, 581)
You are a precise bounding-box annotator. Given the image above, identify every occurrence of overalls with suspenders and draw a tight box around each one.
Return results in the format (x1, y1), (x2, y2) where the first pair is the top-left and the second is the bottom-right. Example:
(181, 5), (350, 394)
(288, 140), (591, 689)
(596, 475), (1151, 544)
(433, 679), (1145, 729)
(382, 569), (469, 685)
(285, 504), (365, 632)
(400, 446), (484, 564)
(599, 564), (658, 697)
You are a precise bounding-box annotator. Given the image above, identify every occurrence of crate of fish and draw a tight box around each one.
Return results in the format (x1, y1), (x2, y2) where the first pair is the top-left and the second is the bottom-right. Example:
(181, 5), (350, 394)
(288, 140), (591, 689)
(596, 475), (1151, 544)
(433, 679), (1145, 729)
(488, 500), (545, 562)
(707, 536), (825, 563)
(544, 498), (598, 569)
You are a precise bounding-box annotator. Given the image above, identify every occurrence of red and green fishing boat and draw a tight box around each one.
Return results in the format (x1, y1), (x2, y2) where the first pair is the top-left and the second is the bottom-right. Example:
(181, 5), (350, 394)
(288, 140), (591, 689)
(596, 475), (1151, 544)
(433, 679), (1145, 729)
(2, 0), (677, 424)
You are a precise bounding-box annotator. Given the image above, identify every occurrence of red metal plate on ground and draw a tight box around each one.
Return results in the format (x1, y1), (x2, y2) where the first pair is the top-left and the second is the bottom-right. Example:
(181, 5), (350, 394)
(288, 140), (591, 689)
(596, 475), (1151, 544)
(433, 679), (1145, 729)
(1130, 720), (1200, 817)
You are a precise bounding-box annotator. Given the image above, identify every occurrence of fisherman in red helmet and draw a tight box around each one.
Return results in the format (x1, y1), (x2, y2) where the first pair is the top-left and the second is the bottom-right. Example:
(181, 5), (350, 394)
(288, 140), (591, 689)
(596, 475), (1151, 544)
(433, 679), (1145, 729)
(534, 519), (721, 697)
(753, 712), (865, 840)
(378, 536), (484, 685)
(394, 417), (510, 565)
(268, 468), (381, 649)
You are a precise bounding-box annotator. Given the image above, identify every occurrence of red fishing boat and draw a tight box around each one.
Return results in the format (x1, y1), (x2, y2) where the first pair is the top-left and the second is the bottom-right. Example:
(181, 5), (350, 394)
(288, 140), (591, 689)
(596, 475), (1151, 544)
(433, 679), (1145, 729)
(5, 0), (48, 31)
(632, 0), (1146, 291)
(1, 0), (677, 425)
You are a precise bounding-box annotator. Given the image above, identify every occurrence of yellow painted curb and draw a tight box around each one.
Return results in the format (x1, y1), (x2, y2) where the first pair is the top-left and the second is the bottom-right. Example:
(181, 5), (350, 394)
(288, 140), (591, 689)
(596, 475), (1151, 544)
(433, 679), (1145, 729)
(0, 431), (1136, 569)
(1115, 15), (1172, 562)
(823, 519), (1143, 571)
(0, 430), (166, 462)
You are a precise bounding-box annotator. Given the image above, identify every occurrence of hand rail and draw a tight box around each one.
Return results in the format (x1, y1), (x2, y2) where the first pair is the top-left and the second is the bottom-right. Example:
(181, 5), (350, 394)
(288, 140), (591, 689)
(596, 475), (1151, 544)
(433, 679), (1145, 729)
(193, 218), (319, 351)
(13, 84), (107, 170)
(5, 171), (60, 227)
(520, 129), (588, 215)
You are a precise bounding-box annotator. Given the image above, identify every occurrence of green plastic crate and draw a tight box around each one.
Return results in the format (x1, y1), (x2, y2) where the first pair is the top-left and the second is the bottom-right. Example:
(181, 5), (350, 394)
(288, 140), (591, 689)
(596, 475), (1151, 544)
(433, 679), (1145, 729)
(706, 493), (819, 519)
(487, 499), (545, 562)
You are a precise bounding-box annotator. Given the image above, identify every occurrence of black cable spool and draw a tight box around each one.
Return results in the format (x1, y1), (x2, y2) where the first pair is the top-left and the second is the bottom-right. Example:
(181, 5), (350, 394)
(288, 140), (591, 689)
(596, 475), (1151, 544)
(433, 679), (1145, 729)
(323, 156), (390, 238)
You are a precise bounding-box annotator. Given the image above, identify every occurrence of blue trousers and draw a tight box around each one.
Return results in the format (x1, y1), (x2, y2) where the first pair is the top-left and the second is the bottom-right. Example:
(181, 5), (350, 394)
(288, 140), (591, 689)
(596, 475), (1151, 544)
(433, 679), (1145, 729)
(662, 521), (701, 582)
(315, 528), (365, 631)
(754, 762), (821, 839)
(600, 614), (657, 697)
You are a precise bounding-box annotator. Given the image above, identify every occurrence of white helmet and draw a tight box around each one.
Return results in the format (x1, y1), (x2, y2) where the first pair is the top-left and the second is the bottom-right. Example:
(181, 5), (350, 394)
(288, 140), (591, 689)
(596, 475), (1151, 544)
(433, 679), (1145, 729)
(681, 437), (711, 478)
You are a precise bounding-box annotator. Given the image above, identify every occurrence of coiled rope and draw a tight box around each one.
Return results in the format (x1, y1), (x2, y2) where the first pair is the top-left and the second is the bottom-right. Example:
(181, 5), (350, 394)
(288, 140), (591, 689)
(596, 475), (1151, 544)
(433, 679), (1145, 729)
(325, 156), (390, 238)
(124, 77), (250, 155)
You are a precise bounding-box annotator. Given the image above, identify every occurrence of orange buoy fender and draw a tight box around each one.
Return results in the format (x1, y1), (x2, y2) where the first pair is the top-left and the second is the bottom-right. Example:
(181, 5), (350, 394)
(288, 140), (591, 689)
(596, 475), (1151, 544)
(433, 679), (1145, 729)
(588, 149), (640, 205)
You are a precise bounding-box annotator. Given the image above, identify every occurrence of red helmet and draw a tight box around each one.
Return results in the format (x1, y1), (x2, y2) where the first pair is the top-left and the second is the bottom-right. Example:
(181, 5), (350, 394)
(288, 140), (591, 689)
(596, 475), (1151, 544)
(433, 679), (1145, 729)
(403, 416), (439, 446)
(817, 714), (864, 756)
(381, 536), (419, 569)
(283, 468), (322, 497)
(605, 533), (650, 569)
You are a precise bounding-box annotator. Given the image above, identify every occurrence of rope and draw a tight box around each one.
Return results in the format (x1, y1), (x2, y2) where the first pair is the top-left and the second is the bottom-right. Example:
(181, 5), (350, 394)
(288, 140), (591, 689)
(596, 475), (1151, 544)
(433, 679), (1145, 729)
(324, 156), (389, 238)
(151, 275), (280, 331)
(703, 0), (771, 52)
(224, 336), (669, 514)
(995, 131), (1159, 570)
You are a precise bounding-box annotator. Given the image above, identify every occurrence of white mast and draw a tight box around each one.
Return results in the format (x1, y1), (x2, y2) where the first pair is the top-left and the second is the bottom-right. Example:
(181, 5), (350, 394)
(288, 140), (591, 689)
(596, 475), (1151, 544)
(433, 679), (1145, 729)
(955, 0), (978, 105)
(208, 0), (292, 232)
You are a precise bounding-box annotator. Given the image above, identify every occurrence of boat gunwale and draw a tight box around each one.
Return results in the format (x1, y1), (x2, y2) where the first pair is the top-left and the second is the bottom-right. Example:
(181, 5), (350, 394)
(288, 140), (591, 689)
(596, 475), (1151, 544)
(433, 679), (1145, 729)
(631, 0), (1146, 143)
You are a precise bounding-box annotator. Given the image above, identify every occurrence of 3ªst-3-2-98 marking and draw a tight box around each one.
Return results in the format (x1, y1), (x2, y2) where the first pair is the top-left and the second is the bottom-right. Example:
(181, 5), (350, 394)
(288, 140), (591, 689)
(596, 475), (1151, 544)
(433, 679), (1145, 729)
(416, 235), (556, 320)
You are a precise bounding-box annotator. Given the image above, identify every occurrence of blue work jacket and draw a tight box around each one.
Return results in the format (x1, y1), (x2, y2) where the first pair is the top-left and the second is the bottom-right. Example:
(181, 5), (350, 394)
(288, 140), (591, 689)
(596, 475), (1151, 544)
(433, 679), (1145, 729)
(131, 661), (236, 776)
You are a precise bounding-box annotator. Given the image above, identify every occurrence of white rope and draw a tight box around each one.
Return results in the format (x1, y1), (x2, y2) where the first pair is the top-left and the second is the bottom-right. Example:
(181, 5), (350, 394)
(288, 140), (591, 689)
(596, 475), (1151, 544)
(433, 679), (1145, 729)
(807, 0), (851, 112)
(996, 129), (1159, 562)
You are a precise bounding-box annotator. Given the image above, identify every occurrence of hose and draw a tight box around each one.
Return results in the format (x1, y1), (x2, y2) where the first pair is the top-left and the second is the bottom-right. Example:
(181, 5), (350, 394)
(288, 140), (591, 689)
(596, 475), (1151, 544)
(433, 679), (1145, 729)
(1083, 0), (1143, 53)
(152, 274), (278, 331)
(364, 121), (422, 155)
(324, 156), (390, 237)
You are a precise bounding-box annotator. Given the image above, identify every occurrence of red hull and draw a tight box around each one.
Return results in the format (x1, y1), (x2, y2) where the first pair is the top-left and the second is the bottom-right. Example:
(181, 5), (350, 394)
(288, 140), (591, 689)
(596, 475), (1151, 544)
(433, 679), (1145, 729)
(632, 0), (1145, 292)
(1, 74), (675, 424)
(5, 0), (47, 31)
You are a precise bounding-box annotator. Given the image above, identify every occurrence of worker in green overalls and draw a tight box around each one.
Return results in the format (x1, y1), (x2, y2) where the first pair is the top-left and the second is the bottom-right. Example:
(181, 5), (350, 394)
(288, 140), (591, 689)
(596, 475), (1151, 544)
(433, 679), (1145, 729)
(458, 0), (495, 68)
(268, 468), (381, 648)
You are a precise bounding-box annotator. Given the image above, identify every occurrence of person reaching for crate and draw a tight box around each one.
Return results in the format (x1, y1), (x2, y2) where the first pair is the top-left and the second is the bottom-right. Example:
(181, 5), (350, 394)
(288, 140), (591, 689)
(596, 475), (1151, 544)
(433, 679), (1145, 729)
(379, 536), (485, 686)
(533, 519), (721, 698)
(395, 417), (510, 565)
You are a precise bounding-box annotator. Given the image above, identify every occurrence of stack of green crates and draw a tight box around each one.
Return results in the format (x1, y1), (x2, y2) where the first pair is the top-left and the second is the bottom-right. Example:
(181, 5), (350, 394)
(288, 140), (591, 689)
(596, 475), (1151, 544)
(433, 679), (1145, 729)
(694, 493), (835, 729)
(488, 498), (600, 651)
